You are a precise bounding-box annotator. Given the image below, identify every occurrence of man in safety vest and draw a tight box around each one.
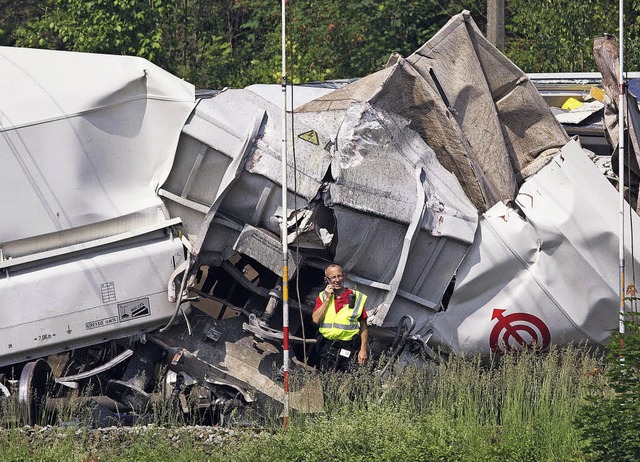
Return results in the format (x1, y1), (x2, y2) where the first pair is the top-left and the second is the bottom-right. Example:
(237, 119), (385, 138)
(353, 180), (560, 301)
(312, 263), (368, 372)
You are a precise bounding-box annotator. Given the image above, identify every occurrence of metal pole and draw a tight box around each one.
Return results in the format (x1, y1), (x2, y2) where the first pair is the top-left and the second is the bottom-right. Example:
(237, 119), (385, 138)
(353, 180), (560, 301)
(280, 0), (290, 428)
(487, 0), (505, 50)
(619, 0), (626, 336)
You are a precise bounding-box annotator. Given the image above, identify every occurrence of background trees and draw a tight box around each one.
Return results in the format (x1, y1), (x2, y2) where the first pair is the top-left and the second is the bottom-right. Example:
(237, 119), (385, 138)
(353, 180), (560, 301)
(507, 0), (631, 73)
(1, 0), (638, 89)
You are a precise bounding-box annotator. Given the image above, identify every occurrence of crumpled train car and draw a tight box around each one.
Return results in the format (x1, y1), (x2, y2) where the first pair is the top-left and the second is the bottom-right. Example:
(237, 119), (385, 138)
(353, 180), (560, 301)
(1, 11), (638, 422)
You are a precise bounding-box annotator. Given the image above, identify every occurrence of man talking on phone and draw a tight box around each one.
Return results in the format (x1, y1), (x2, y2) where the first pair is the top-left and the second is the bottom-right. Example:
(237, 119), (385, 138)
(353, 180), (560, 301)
(312, 263), (368, 372)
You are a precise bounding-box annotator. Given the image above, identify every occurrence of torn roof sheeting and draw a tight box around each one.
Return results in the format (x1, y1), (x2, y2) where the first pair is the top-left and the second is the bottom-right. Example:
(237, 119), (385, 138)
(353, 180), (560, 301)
(329, 102), (478, 243)
(298, 11), (569, 212)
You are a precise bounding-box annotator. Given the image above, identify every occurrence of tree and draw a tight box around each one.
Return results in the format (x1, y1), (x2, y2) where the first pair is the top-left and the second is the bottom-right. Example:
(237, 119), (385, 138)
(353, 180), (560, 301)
(0, 0), (44, 46)
(6, 0), (640, 89)
(14, 0), (170, 65)
(505, 0), (639, 73)
(577, 316), (640, 461)
(238, 0), (486, 84)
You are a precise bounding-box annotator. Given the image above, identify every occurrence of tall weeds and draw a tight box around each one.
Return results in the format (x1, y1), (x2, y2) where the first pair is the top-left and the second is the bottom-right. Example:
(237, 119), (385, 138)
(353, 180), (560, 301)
(0, 345), (605, 462)
(197, 345), (602, 462)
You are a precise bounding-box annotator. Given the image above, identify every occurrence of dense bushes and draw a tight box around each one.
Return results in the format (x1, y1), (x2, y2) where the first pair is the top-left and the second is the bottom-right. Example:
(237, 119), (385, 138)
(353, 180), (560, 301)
(2, 1), (640, 89)
(577, 316), (640, 462)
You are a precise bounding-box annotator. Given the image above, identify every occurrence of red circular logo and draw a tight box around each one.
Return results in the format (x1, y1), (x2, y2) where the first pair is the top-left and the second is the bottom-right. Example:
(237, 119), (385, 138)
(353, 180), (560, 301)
(489, 309), (551, 353)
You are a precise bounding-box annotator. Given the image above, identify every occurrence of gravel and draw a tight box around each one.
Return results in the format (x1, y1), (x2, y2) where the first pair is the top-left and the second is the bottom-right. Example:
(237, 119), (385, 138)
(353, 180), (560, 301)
(4, 423), (266, 453)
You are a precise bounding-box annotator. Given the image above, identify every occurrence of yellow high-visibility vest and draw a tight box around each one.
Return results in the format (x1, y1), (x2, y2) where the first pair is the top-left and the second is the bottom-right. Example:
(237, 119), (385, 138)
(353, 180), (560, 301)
(318, 290), (367, 341)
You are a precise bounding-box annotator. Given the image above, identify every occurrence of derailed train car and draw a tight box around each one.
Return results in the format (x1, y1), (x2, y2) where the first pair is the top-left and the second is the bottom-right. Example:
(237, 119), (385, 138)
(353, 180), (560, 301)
(1, 12), (639, 422)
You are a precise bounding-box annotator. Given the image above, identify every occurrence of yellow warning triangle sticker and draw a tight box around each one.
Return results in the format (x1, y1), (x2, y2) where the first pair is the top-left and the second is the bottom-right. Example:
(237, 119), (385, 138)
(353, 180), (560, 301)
(298, 130), (319, 145)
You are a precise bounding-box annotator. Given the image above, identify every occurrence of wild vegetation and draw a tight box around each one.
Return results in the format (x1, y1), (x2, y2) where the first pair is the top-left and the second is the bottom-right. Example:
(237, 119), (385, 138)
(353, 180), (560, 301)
(1, 1), (639, 89)
(4, 322), (640, 462)
(576, 317), (640, 462)
(0, 344), (613, 462)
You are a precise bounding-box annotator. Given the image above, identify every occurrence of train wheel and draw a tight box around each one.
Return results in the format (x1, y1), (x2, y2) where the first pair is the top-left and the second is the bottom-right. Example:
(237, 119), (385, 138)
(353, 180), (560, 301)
(18, 359), (52, 425)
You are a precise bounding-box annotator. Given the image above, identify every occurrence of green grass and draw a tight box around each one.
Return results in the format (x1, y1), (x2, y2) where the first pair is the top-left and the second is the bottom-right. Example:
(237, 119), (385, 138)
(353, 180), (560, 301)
(0, 346), (606, 462)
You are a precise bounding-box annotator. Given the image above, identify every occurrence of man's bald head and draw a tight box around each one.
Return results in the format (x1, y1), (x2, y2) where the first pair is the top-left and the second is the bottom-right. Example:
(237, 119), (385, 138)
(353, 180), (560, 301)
(325, 263), (343, 276)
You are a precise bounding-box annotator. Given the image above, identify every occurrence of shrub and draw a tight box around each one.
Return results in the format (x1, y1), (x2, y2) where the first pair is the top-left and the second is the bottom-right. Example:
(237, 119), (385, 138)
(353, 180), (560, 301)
(577, 316), (640, 461)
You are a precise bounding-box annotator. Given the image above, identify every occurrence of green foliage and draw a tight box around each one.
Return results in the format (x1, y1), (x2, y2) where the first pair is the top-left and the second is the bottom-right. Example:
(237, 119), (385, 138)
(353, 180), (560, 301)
(0, 0), (44, 46)
(6, 0), (487, 87)
(231, 346), (601, 462)
(506, 0), (640, 73)
(577, 317), (640, 462)
(4, 0), (640, 87)
(158, 0), (251, 89)
(6, 0), (640, 87)
(14, 0), (170, 63)
(240, 0), (485, 84)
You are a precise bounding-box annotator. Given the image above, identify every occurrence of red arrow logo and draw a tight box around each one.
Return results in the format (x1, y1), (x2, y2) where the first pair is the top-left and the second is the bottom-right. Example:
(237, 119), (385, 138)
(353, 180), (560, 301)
(489, 309), (551, 354)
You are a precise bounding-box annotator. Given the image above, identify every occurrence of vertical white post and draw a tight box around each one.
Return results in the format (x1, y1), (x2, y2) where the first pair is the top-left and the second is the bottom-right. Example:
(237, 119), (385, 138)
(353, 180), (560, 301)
(619, 0), (626, 336)
(280, 0), (290, 428)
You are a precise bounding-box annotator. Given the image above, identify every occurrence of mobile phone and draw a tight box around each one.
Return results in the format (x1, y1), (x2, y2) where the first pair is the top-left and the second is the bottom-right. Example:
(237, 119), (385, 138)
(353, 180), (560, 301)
(324, 277), (330, 284)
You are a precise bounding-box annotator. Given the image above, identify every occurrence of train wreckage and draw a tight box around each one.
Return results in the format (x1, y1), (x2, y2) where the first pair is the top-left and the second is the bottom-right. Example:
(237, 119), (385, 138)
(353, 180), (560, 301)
(2, 11), (640, 424)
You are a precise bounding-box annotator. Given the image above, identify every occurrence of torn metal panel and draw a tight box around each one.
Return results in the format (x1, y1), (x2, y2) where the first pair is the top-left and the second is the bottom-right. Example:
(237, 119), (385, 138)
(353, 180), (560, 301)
(151, 313), (323, 413)
(297, 11), (569, 213)
(429, 140), (640, 354)
(554, 100), (605, 125)
(407, 11), (569, 206)
(233, 225), (299, 277)
(330, 103), (478, 241)
(0, 46), (195, 252)
(297, 57), (493, 212)
(0, 232), (185, 367)
(218, 89), (328, 201)
(160, 89), (270, 248)
(162, 89), (330, 262)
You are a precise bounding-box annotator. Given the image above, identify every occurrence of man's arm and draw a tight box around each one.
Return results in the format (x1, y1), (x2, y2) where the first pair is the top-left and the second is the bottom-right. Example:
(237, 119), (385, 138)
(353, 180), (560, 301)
(357, 318), (368, 365)
(312, 285), (333, 325)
